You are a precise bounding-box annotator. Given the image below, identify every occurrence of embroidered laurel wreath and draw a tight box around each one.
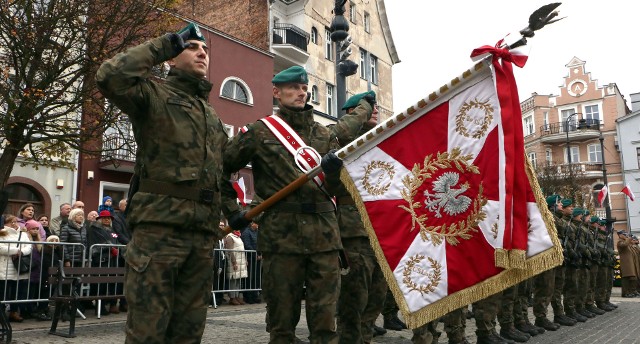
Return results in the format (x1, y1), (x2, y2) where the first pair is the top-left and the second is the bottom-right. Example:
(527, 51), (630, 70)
(399, 147), (487, 246)
(455, 98), (494, 139)
(402, 254), (442, 295)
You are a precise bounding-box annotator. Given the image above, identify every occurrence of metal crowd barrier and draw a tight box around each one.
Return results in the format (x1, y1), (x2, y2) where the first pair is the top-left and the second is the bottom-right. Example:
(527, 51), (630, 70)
(212, 248), (263, 308)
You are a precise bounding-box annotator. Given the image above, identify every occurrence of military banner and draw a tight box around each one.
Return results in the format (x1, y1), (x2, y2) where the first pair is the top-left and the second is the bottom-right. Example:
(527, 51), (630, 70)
(337, 47), (563, 328)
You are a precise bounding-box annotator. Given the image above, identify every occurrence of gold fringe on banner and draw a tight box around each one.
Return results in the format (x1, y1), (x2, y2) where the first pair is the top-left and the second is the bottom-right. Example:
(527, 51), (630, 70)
(508, 249), (527, 269)
(495, 248), (510, 268)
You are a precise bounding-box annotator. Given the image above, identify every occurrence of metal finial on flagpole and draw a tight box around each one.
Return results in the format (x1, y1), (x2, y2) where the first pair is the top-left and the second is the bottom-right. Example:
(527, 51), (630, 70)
(507, 2), (566, 49)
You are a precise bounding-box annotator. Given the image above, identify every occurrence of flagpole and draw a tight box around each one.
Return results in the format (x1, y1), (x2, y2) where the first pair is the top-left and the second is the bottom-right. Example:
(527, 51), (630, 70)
(221, 3), (566, 234)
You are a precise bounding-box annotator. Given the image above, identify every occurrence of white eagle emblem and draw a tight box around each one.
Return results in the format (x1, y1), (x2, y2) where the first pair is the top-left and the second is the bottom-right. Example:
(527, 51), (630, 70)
(423, 172), (472, 218)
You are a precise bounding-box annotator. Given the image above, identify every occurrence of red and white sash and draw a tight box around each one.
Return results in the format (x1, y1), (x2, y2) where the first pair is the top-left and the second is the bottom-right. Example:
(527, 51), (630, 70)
(260, 115), (332, 200)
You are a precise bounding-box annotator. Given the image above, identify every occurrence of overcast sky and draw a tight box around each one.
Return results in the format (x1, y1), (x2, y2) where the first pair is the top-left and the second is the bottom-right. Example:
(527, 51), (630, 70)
(385, 0), (639, 114)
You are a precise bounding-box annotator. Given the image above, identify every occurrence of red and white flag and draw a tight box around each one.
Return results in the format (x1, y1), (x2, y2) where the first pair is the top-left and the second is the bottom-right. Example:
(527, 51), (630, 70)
(337, 46), (562, 328)
(622, 184), (635, 201)
(232, 177), (248, 206)
(598, 185), (608, 205)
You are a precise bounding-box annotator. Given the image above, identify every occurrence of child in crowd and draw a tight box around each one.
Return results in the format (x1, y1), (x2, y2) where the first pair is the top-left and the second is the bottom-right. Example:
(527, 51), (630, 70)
(98, 196), (115, 214)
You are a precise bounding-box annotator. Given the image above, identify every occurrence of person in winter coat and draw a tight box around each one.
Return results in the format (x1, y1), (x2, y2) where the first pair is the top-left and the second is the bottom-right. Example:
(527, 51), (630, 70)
(60, 208), (87, 267)
(87, 210), (121, 315)
(25, 219), (52, 321)
(17, 203), (47, 242)
(224, 229), (248, 305)
(0, 215), (33, 322)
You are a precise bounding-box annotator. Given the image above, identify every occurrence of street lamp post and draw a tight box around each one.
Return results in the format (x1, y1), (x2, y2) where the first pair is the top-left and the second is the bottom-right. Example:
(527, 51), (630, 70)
(598, 129), (613, 232)
(565, 112), (579, 195)
(330, 0), (358, 118)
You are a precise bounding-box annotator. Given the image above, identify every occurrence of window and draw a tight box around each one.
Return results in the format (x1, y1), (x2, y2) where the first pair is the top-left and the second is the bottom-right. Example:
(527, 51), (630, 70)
(565, 146), (579, 163)
(310, 27), (318, 44)
(543, 111), (549, 131)
(220, 78), (252, 105)
(588, 144), (602, 163)
(636, 147), (640, 169)
(561, 109), (576, 132)
(359, 49), (367, 79)
(359, 49), (378, 84)
(523, 115), (534, 136)
(584, 104), (600, 126)
(364, 11), (370, 33)
(326, 83), (335, 117)
(349, 2), (356, 23)
(311, 85), (319, 103)
(545, 149), (552, 164)
(369, 54), (378, 85)
(325, 29), (333, 60)
(528, 152), (537, 168)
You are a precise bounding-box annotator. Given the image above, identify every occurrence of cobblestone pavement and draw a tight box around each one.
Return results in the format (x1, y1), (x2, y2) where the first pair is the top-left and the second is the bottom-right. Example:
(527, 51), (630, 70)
(8, 288), (640, 343)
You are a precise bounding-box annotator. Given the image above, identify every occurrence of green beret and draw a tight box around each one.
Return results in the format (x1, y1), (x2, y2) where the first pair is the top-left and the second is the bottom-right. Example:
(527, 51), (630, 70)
(545, 195), (561, 207)
(561, 199), (573, 207)
(572, 208), (583, 217)
(590, 216), (600, 223)
(583, 209), (590, 216)
(342, 91), (376, 110)
(598, 219), (606, 226)
(177, 22), (206, 43)
(272, 66), (308, 84)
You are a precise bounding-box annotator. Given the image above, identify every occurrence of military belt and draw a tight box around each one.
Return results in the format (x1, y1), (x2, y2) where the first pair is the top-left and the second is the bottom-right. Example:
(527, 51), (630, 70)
(336, 196), (355, 205)
(138, 179), (214, 204)
(269, 202), (335, 214)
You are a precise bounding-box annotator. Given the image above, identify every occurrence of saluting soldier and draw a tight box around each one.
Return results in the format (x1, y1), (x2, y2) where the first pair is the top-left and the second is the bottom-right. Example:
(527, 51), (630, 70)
(221, 66), (373, 343)
(97, 23), (228, 343)
(331, 92), (388, 344)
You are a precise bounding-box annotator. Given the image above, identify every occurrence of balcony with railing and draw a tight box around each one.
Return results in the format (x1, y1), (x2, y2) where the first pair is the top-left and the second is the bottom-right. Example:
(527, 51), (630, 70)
(536, 161), (604, 179)
(100, 134), (136, 173)
(539, 119), (602, 143)
(271, 23), (310, 66)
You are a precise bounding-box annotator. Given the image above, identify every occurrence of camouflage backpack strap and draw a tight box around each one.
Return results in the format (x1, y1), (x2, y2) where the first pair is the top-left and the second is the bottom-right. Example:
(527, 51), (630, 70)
(259, 115), (335, 207)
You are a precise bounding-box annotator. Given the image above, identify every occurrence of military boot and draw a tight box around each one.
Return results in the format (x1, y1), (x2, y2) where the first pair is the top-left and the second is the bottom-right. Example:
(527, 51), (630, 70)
(534, 317), (559, 331)
(577, 308), (595, 318)
(553, 314), (577, 326)
(373, 324), (387, 337)
(596, 302), (614, 311)
(391, 314), (408, 329)
(586, 304), (605, 315)
(383, 316), (403, 331)
(499, 326), (531, 343)
(515, 320), (544, 336)
(566, 311), (587, 322)
(449, 340), (471, 344)
(476, 332), (509, 344)
(606, 302), (618, 309)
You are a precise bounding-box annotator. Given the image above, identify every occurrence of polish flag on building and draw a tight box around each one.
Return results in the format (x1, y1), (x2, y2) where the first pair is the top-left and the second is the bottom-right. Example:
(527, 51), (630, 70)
(232, 177), (248, 206)
(622, 184), (635, 201)
(336, 45), (562, 328)
(598, 185), (608, 205)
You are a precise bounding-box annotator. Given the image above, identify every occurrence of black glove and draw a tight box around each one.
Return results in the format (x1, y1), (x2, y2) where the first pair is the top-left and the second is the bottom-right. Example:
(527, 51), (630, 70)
(228, 210), (250, 230)
(363, 92), (376, 106)
(166, 31), (192, 57)
(321, 149), (343, 175)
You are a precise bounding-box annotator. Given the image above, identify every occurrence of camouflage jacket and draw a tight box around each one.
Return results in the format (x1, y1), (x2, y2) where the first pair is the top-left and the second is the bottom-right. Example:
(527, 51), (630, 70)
(221, 101), (372, 253)
(563, 216), (579, 262)
(595, 228), (614, 266)
(574, 221), (591, 264)
(96, 35), (228, 235)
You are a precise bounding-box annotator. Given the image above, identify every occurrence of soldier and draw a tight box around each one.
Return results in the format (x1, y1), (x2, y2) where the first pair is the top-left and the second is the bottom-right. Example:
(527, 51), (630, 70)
(382, 288), (407, 330)
(573, 208), (596, 319)
(562, 205), (588, 323)
(594, 219), (618, 310)
(221, 66), (373, 343)
(583, 216), (606, 316)
(412, 308), (469, 344)
(514, 278), (545, 337)
(96, 23), (229, 343)
(532, 195), (563, 330)
(473, 293), (513, 344)
(497, 285), (531, 342)
(332, 92), (388, 344)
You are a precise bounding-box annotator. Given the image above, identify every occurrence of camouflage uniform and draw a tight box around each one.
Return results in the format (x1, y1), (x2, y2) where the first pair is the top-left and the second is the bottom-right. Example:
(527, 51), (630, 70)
(574, 220), (592, 317)
(562, 216), (581, 320)
(410, 308), (467, 344)
(583, 221), (604, 315)
(533, 208), (560, 327)
(221, 101), (371, 343)
(595, 225), (616, 310)
(473, 293), (502, 341)
(96, 34), (228, 343)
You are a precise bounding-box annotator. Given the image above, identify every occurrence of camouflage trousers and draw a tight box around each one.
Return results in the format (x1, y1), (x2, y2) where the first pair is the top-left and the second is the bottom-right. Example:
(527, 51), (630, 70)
(533, 268), (554, 319)
(497, 285), (517, 327)
(336, 238), (386, 344)
(262, 251), (340, 344)
(575, 268), (589, 311)
(411, 307), (466, 343)
(550, 266), (566, 316)
(382, 286), (398, 317)
(514, 279), (533, 324)
(124, 224), (215, 344)
(586, 265), (598, 305)
(595, 266), (612, 304)
(563, 267), (578, 314)
(473, 292), (501, 336)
